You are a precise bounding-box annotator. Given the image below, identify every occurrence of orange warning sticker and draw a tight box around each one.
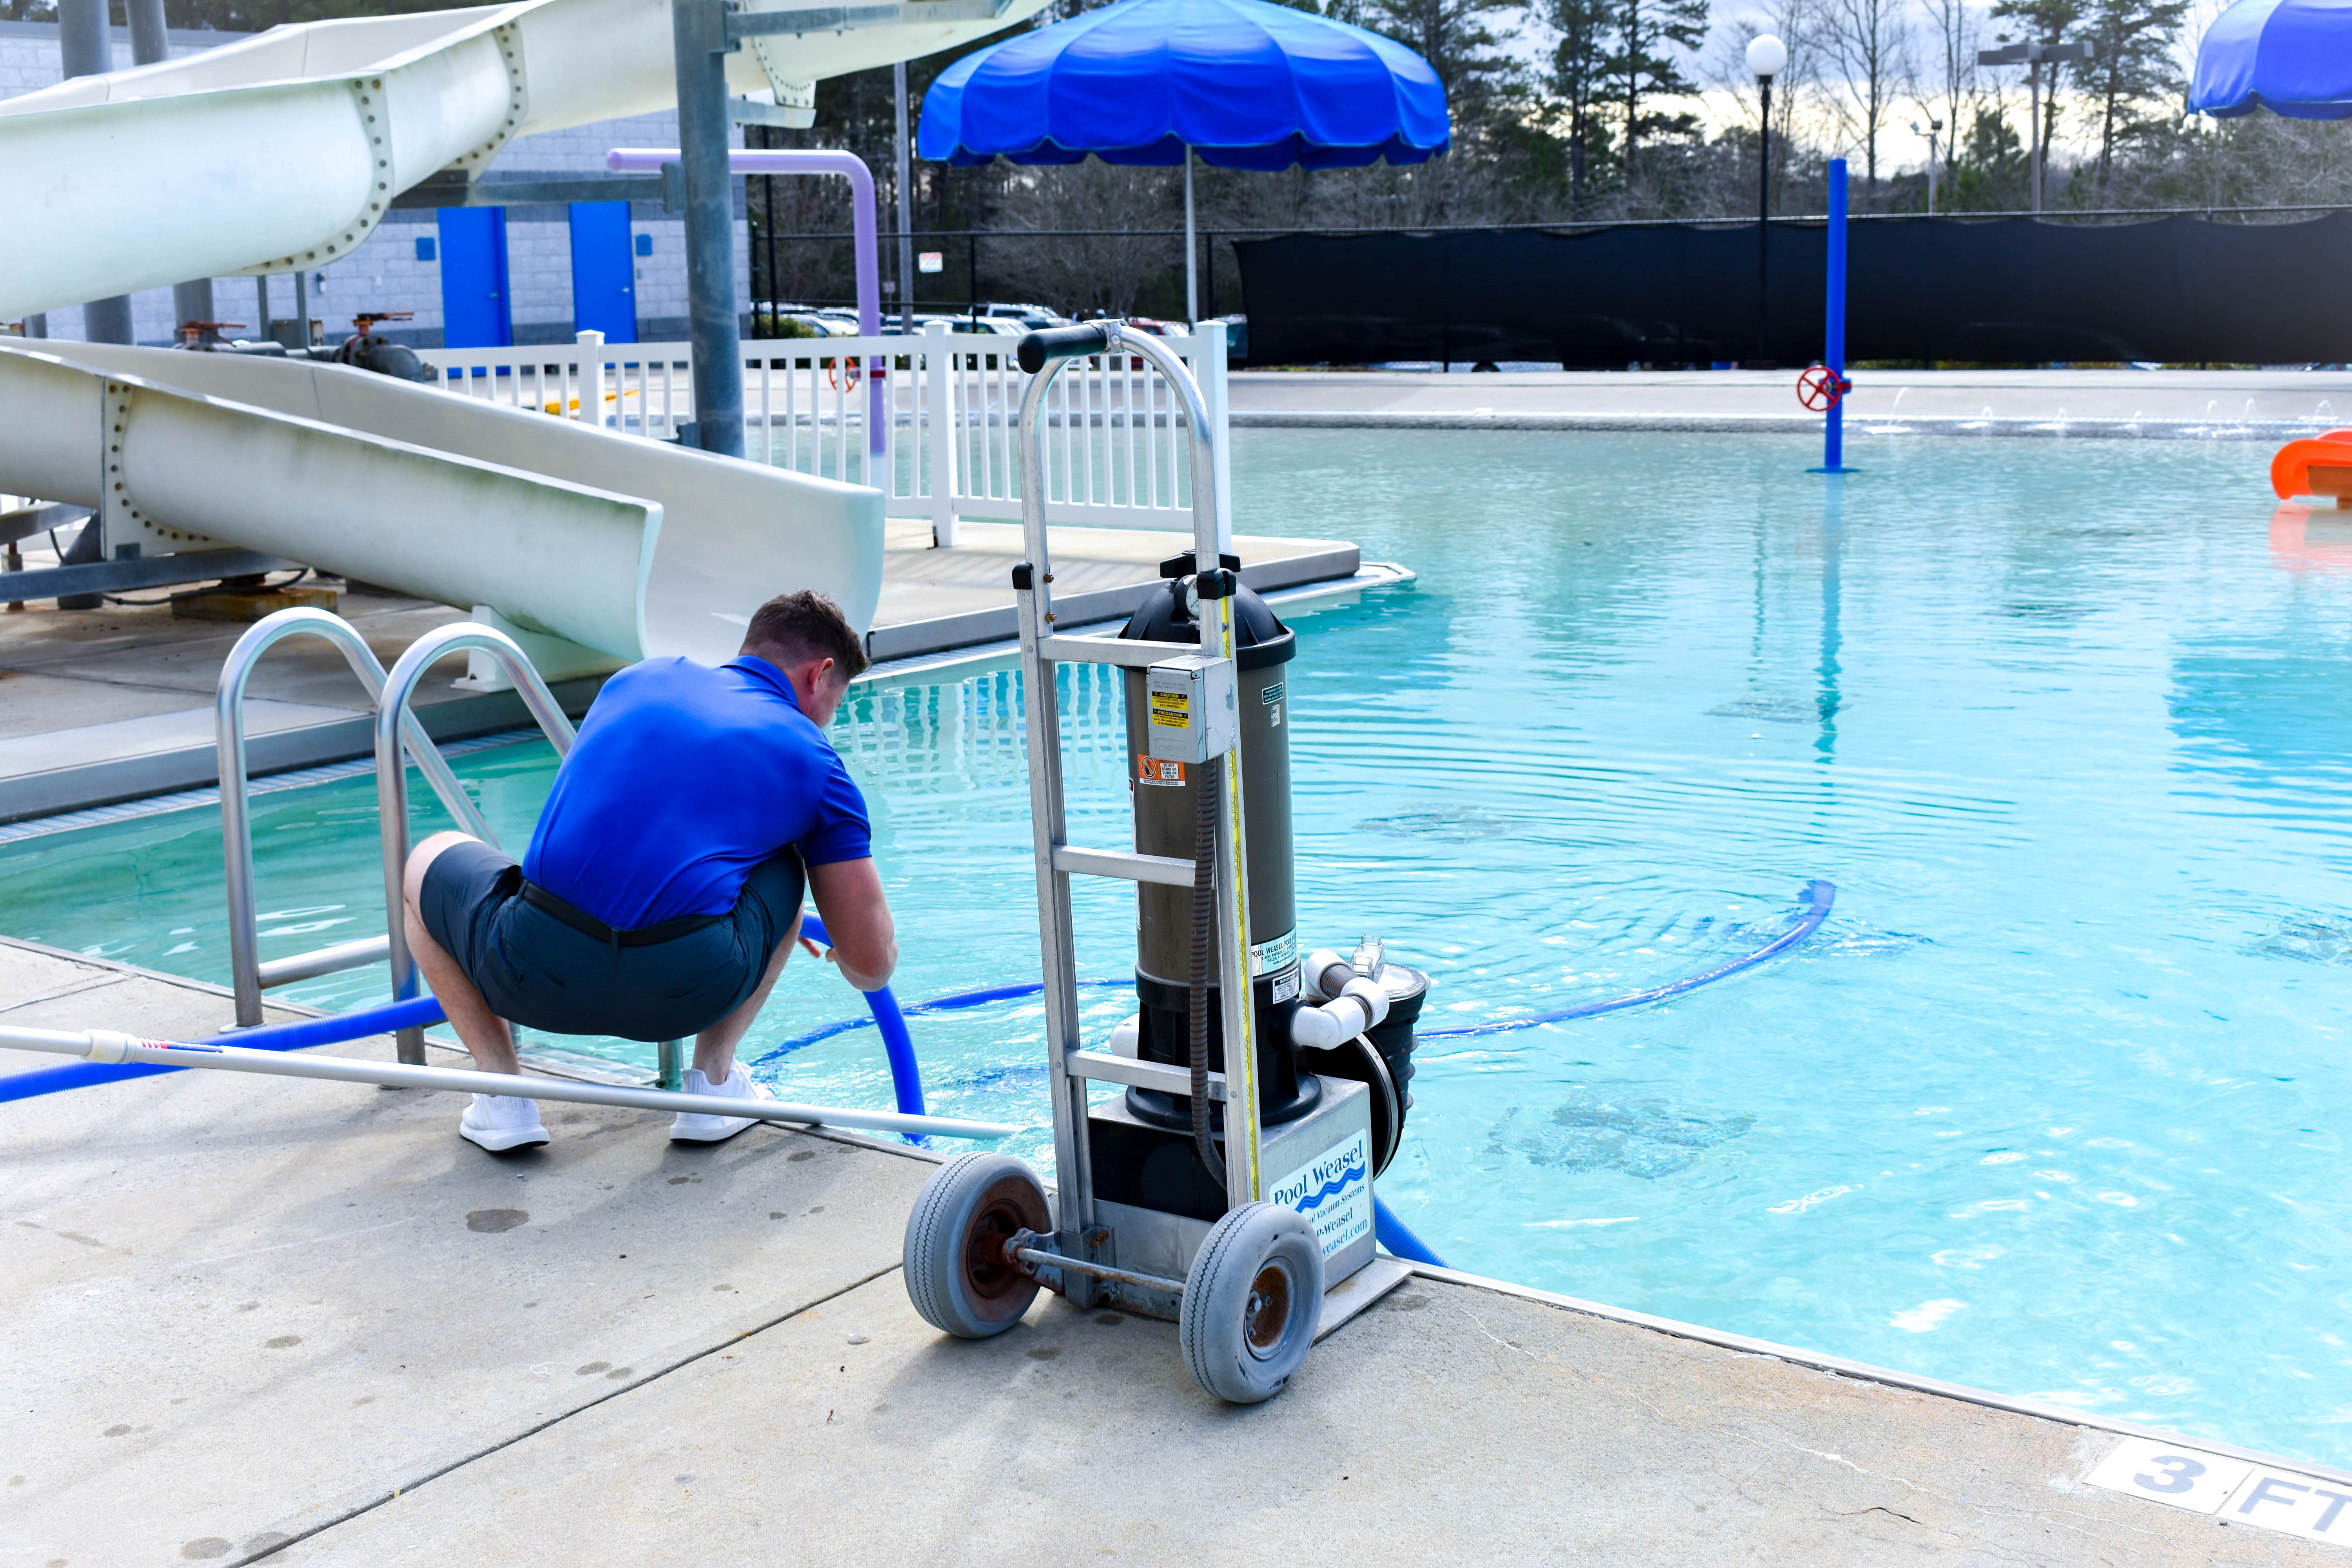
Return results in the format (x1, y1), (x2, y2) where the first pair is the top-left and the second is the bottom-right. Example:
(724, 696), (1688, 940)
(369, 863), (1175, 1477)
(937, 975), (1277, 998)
(1137, 754), (1187, 788)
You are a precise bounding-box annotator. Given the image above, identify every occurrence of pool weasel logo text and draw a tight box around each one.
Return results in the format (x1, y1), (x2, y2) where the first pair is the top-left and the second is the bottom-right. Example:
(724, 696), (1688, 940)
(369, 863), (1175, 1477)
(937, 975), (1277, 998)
(1271, 1131), (1371, 1259)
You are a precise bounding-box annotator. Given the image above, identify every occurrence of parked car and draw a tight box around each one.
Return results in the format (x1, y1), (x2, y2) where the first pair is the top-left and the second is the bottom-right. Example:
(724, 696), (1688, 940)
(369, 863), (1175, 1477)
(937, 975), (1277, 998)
(975, 301), (1066, 329)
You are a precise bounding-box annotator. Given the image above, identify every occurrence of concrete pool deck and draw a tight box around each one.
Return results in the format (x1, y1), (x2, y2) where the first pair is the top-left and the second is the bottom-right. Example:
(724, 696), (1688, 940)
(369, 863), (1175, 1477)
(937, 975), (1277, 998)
(0, 519), (1365, 826)
(1231, 366), (2352, 437)
(5, 935), (2347, 1566)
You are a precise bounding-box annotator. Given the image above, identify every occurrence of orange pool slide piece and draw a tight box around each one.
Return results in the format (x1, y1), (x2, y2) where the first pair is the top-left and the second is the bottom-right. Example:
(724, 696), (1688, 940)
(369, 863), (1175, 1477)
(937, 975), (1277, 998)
(2271, 429), (2352, 503)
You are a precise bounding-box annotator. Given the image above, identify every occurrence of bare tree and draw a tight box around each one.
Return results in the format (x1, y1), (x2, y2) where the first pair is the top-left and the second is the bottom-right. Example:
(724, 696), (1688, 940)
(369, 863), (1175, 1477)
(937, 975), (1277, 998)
(1818, 0), (1912, 192)
(1715, 0), (1824, 213)
(1916, 0), (1985, 161)
(993, 160), (1174, 317)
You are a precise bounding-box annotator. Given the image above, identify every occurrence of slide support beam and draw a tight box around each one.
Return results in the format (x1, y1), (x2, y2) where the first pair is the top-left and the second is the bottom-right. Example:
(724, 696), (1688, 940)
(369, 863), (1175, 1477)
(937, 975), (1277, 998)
(672, 0), (745, 459)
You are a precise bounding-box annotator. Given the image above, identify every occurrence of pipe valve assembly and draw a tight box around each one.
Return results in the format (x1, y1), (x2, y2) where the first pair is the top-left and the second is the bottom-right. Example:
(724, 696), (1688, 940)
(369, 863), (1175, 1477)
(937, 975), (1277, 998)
(1290, 950), (1392, 1050)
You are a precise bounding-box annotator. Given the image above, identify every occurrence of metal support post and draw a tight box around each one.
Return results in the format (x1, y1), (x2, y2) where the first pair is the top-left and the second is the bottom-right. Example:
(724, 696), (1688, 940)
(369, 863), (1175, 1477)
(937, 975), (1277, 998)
(1757, 75), (1772, 359)
(894, 61), (915, 336)
(156, 0), (216, 354)
(671, 0), (745, 458)
(125, 0), (166, 61)
(58, 0), (132, 346)
(1183, 147), (1198, 327)
(2029, 60), (2042, 213)
(293, 267), (310, 350)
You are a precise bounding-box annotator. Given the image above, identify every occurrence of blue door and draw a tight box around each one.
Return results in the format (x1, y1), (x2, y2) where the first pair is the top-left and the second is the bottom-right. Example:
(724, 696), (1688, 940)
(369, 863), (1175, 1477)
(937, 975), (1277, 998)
(437, 206), (512, 348)
(568, 201), (638, 344)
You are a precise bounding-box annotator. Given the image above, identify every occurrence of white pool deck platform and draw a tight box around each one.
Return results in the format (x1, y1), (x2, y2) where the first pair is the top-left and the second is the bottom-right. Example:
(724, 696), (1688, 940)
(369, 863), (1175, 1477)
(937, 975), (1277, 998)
(0, 519), (1368, 828)
(6, 936), (2347, 1567)
(1230, 365), (2352, 437)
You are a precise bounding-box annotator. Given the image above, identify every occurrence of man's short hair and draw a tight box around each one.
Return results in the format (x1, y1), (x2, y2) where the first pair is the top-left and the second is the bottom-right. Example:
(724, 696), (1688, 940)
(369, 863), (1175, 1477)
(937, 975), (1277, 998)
(741, 591), (868, 682)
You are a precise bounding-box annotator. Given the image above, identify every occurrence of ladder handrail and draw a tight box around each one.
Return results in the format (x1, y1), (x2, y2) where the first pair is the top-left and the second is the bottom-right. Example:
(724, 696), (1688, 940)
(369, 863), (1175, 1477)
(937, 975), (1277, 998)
(374, 622), (578, 1064)
(216, 608), (494, 1029)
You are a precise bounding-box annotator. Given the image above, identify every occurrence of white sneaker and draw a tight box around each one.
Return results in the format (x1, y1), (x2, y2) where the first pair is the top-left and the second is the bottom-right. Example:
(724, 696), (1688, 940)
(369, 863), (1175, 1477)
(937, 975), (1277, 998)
(459, 1090), (549, 1152)
(670, 1066), (775, 1144)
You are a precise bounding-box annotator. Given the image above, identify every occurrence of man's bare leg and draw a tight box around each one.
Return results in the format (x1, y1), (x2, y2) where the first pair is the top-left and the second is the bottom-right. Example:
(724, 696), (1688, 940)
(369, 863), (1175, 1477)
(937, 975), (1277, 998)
(402, 830), (521, 1076)
(691, 908), (804, 1082)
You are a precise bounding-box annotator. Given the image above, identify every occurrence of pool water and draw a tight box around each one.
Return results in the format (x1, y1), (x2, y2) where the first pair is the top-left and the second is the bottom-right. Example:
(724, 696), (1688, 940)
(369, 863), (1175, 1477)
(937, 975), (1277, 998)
(6, 428), (2349, 1466)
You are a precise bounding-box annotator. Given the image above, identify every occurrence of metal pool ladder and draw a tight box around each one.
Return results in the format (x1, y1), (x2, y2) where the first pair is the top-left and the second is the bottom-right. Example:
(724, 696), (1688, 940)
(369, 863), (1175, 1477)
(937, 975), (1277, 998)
(214, 609), (580, 1067)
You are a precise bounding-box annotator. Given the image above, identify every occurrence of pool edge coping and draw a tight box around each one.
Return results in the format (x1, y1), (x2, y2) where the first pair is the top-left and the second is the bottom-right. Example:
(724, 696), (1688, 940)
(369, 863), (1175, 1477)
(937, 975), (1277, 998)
(1402, 1260), (2352, 1488)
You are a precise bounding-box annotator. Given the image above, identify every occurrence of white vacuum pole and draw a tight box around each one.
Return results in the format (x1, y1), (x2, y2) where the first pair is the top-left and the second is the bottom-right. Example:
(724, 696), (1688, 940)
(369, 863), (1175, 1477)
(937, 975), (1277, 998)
(4, 1025), (1022, 1142)
(1184, 146), (1198, 326)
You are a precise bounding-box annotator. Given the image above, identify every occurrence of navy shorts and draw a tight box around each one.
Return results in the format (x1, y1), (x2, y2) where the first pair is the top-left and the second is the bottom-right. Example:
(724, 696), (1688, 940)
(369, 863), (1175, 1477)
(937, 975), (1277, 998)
(417, 839), (806, 1042)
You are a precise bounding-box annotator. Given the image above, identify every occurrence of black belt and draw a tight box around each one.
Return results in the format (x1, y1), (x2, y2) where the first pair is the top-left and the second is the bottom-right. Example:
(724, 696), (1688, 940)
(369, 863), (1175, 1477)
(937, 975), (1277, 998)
(519, 881), (726, 951)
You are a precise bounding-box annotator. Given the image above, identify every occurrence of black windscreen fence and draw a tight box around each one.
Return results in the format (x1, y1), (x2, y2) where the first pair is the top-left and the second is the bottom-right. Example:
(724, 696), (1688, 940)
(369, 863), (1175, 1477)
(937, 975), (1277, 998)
(1233, 214), (2352, 367)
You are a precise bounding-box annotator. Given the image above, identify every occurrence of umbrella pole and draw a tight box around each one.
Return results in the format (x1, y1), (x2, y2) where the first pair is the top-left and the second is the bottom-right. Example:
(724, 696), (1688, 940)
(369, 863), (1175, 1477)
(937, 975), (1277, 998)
(1184, 146), (1198, 326)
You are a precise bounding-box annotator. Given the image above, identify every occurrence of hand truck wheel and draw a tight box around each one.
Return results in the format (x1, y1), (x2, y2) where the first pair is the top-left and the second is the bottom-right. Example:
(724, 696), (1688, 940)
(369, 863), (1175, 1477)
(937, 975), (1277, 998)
(902, 1152), (1050, 1338)
(1179, 1201), (1324, 1403)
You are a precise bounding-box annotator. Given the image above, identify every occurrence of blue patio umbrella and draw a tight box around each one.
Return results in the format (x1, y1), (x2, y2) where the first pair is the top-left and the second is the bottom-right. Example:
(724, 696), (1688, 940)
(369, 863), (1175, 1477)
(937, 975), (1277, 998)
(917, 0), (1448, 321)
(2190, 0), (2352, 118)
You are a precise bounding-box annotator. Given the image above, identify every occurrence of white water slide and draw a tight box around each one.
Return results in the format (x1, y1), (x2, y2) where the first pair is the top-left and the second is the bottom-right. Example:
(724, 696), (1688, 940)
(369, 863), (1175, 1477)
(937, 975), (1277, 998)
(0, 0), (1045, 659)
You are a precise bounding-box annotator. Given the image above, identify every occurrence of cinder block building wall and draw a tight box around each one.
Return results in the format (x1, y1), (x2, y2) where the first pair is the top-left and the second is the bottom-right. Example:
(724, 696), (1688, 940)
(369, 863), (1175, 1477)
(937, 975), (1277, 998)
(1, 20), (751, 348)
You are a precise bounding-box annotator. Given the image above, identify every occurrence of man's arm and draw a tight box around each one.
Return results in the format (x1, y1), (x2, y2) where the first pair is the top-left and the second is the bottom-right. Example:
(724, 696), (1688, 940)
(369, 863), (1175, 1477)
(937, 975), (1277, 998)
(807, 857), (897, 992)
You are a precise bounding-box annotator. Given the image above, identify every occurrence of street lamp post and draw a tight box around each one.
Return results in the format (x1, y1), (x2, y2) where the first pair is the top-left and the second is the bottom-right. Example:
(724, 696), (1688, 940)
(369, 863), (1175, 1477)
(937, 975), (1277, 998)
(1977, 38), (2094, 212)
(1747, 33), (1787, 363)
(1910, 118), (1942, 214)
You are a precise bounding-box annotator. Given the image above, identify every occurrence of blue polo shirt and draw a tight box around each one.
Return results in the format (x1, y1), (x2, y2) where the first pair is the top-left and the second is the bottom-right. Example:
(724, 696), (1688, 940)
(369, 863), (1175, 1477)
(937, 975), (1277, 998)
(522, 655), (871, 929)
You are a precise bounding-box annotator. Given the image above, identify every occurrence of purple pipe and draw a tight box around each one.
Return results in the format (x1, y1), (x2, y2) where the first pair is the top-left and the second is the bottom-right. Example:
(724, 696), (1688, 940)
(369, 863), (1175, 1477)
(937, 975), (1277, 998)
(606, 147), (886, 476)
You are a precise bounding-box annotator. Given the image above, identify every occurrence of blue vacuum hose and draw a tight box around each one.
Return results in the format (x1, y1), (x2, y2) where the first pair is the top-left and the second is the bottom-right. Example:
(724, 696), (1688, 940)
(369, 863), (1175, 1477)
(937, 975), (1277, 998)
(1374, 1195), (1446, 1267)
(0, 992), (450, 1104)
(1416, 879), (1836, 1039)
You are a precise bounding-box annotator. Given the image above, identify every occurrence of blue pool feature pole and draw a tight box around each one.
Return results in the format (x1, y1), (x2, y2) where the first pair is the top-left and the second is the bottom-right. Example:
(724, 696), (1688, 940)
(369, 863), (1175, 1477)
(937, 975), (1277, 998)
(1820, 158), (1853, 475)
(1374, 1195), (1446, 1267)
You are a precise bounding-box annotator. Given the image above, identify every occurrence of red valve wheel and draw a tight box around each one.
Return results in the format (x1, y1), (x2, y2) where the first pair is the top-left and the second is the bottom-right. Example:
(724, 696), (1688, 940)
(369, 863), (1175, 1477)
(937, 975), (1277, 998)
(1796, 364), (1852, 412)
(826, 358), (865, 392)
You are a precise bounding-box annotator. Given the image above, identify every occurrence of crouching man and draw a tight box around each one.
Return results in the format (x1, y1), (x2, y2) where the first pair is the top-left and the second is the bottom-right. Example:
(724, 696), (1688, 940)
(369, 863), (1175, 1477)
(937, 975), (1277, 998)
(403, 591), (897, 1152)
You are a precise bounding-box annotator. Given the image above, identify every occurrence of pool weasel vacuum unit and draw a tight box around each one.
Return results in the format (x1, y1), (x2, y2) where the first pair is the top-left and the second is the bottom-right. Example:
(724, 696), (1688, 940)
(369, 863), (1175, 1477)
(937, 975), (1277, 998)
(900, 323), (1428, 1403)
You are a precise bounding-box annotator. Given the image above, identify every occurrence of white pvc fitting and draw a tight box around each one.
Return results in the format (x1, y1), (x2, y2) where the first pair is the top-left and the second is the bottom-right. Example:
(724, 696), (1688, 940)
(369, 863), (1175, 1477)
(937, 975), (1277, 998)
(1339, 976), (1392, 1028)
(1291, 989), (1381, 1051)
(1109, 1014), (1141, 1058)
(1304, 949), (1352, 1002)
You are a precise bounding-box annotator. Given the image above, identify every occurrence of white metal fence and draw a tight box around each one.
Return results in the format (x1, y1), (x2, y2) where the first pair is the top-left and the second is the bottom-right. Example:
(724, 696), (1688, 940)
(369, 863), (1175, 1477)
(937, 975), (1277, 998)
(416, 322), (1230, 546)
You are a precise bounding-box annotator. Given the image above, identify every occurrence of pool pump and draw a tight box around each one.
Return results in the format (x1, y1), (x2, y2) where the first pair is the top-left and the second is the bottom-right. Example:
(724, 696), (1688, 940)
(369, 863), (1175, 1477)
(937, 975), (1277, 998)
(900, 321), (1431, 1405)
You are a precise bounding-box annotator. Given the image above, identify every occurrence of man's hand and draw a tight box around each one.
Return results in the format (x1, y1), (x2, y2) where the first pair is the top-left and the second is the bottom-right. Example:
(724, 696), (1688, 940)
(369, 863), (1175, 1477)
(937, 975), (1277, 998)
(806, 857), (897, 992)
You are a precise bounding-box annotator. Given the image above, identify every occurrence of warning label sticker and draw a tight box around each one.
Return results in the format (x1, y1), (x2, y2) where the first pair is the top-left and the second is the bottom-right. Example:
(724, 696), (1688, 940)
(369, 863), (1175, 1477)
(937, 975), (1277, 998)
(1136, 755), (1186, 788)
(1149, 691), (1191, 729)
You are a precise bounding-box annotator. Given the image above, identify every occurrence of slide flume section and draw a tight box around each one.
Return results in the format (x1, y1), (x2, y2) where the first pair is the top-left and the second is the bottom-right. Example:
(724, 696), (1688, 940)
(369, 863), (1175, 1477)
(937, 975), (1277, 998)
(0, 0), (1045, 317)
(0, 342), (884, 663)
